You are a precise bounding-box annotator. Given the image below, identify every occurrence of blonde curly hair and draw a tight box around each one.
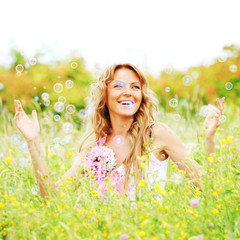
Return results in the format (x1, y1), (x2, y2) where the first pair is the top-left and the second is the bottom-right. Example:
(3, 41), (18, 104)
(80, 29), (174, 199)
(79, 63), (159, 194)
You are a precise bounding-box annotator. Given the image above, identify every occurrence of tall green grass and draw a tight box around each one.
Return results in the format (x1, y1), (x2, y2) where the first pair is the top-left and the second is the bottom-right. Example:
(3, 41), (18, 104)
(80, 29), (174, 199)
(0, 100), (239, 240)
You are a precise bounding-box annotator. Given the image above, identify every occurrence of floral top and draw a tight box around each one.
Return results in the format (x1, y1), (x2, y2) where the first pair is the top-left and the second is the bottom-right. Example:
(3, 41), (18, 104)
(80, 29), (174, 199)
(82, 136), (169, 201)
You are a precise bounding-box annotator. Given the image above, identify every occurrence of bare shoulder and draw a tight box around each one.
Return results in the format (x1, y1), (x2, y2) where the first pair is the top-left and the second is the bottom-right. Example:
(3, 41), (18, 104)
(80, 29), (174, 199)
(151, 122), (173, 139)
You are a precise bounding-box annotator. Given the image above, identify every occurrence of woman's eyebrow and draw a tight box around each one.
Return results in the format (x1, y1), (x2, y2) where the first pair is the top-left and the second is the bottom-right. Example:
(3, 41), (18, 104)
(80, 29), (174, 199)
(111, 80), (141, 84)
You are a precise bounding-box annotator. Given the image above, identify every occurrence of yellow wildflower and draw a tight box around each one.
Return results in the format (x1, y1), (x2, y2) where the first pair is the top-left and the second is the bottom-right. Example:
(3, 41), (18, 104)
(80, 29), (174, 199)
(28, 208), (35, 213)
(210, 168), (215, 173)
(221, 139), (227, 144)
(227, 136), (234, 143)
(231, 146), (236, 151)
(5, 157), (12, 163)
(138, 179), (146, 188)
(212, 209), (219, 214)
(138, 230), (146, 237)
(0, 203), (5, 208)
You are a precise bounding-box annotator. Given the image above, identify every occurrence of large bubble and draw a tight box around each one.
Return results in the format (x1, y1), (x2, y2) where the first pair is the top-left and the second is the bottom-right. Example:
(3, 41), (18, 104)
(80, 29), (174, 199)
(62, 122), (73, 134)
(16, 64), (24, 72)
(65, 80), (74, 88)
(53, 83), (63, 93)
(225, 82), (233, 90)
(54, 102), (65, 113)
(66, 104), (76, 114)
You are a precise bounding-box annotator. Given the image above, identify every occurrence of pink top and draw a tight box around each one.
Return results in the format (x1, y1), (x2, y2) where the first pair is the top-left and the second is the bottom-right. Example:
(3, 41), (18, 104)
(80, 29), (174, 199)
(82, 136), (168, 201)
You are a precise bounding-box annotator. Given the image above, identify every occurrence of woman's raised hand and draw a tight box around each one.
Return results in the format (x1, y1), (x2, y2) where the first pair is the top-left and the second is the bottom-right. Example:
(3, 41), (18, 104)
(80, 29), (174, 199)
(14, 100), (40, 142)
(204, 97), (225, 137)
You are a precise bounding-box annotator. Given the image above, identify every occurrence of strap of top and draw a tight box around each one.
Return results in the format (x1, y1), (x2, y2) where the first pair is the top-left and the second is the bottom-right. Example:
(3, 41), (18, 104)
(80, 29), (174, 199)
(149, 123), (155, 138)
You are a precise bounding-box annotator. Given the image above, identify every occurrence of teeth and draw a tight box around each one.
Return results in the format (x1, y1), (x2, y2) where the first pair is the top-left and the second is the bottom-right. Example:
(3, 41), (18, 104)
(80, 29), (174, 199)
(119, 101), (133, 105)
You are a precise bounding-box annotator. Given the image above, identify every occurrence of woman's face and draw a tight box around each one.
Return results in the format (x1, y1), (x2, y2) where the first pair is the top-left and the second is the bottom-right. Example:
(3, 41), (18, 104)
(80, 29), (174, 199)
(106, 68), (143, 118)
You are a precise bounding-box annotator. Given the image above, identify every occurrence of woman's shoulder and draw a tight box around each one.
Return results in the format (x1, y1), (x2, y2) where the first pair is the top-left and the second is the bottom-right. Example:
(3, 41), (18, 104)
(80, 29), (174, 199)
(150, 122), (174, 141)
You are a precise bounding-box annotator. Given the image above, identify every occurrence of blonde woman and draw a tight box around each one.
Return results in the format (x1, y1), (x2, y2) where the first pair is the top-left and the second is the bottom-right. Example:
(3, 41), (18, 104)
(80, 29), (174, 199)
(14, 63), (225, 200)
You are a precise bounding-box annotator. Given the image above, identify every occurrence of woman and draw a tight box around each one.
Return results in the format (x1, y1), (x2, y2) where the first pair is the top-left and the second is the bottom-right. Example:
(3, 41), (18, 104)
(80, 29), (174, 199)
(14, 63), (225, 200)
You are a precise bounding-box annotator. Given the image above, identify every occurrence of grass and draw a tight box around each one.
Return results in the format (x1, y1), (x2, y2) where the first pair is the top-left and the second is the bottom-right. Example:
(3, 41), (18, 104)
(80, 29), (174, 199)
(0, 101), (240, 240)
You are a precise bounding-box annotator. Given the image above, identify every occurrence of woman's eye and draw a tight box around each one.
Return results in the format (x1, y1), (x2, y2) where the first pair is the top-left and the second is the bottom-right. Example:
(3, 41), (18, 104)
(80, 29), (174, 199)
(133, 86), (140, 89)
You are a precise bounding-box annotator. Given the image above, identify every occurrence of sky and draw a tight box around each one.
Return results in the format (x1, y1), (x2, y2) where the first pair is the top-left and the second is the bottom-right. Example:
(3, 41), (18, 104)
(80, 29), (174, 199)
(0, 0), (239, 76)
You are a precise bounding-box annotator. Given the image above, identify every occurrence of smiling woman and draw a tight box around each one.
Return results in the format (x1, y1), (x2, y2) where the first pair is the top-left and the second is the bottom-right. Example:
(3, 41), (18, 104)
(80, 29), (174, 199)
(13, 63), (225, 200)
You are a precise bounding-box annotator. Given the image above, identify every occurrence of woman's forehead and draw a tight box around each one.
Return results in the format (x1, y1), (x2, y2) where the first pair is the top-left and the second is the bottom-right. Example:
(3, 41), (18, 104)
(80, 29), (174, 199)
(113, 68), (141, 83)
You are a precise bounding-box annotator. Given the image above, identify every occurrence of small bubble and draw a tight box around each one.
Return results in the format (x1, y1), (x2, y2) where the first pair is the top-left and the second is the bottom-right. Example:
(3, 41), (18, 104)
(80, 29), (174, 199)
(0, 83), (4, 90)
(225, 82), (233, 90)
(174, 114), (181, 121)
(53, 83), (63, 93)
(58, 96), (66, 103)
(41, 92), (49, 100)
(43, 117), (50, 125)
(20, 141), (28, 151)
(29, 58), (37, 65)
(113, 135), (123, 145)
(54, 102), (65, 113)
(63, 135), (72, 144)
(65, 80), (73, 88)
(86, 105), (93, 113)
(31, 187), (38, 195)
(57, 76), (61, 79)
(80, 110), (85, 116)
(218, 56), (226, 63)
(183, 75), (192, 86)
(71, 62), (78, 69)
(11, 134), (21, 144)
(171, 173), (183, 185)
(19, 157), (28, 167)
(44, 100), (50, 106)
(54, 115), (61, 121)
(62, 122), (73, 134)
(118, 80), (125, 88)
(219, 115), (226, 123)
(229, 64), (237, 73)
(34, 96), (39, 101)
(8, 186), (14, 193)
(16, 64), (24, 72)
(66, 105), (76, 114)
(200, 106), (209, 116)
(165, 87), (170, 92)
(93, 70), (101, 79)
(169, 98), (178, 108)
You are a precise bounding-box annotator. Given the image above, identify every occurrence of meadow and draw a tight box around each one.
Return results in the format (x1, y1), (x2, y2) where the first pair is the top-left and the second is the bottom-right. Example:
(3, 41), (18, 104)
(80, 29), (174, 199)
(0, 47), (240, 239)
(0, 96), (240, 240)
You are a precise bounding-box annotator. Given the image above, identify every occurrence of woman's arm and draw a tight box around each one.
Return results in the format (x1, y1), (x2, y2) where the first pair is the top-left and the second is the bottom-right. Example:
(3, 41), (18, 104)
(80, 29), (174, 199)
(152, 123), (202, 189)
(204, 97), (225, 157)
(14, 100), (90, 199)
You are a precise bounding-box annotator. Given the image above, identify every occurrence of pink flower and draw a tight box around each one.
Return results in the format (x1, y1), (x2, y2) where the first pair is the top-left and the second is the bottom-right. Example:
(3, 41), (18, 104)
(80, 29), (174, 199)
(190, 198), (199, 207)
(208, 222), (214, 227)
(0, 153), (3, 158)
(120, 234), (129, 240)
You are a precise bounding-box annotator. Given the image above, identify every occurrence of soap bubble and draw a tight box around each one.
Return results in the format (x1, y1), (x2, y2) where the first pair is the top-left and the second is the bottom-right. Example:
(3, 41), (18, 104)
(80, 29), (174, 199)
(34, 96), (39, 101)
(174, 114), (181, 121)
(80, 110), (85, 116)
(183, 75), (192, 86)
(0, 83), (3, 90)
(200, 106), (209, 116)
(219, 115), (226, 123)
(165, 87), (170, 92)
(41, 92), (49, 100)
(66, 104), (76, 114)
(11, 134), (21, 144)
(53, 83), (63, 93)
(229, 64), (237, 73)
(113, 135), (123, 145)
(65, 80), (73, 88)
(16, 64), (24, 72)
(86, 105), (93, 113)
(58, 96), (66, 103)
(225, 82), (233, 90)
(62, 135), (72, 144)
(218, 56), (226, 63)
(31, 187), (38, 195)
(171, 173), (183, 185)
(44, 100), (50, 106)
(169, 98), (178, 108)
(19, 158), (28, 167)
(62, 122), (73, 134)
(54, 115), (61, 121)
(20, 141), (28, 151)
(71, 62), (78, 69)
(29, 58), (37, 65)
(54, 102), (65, 113)
(8, 186), (15, 193)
